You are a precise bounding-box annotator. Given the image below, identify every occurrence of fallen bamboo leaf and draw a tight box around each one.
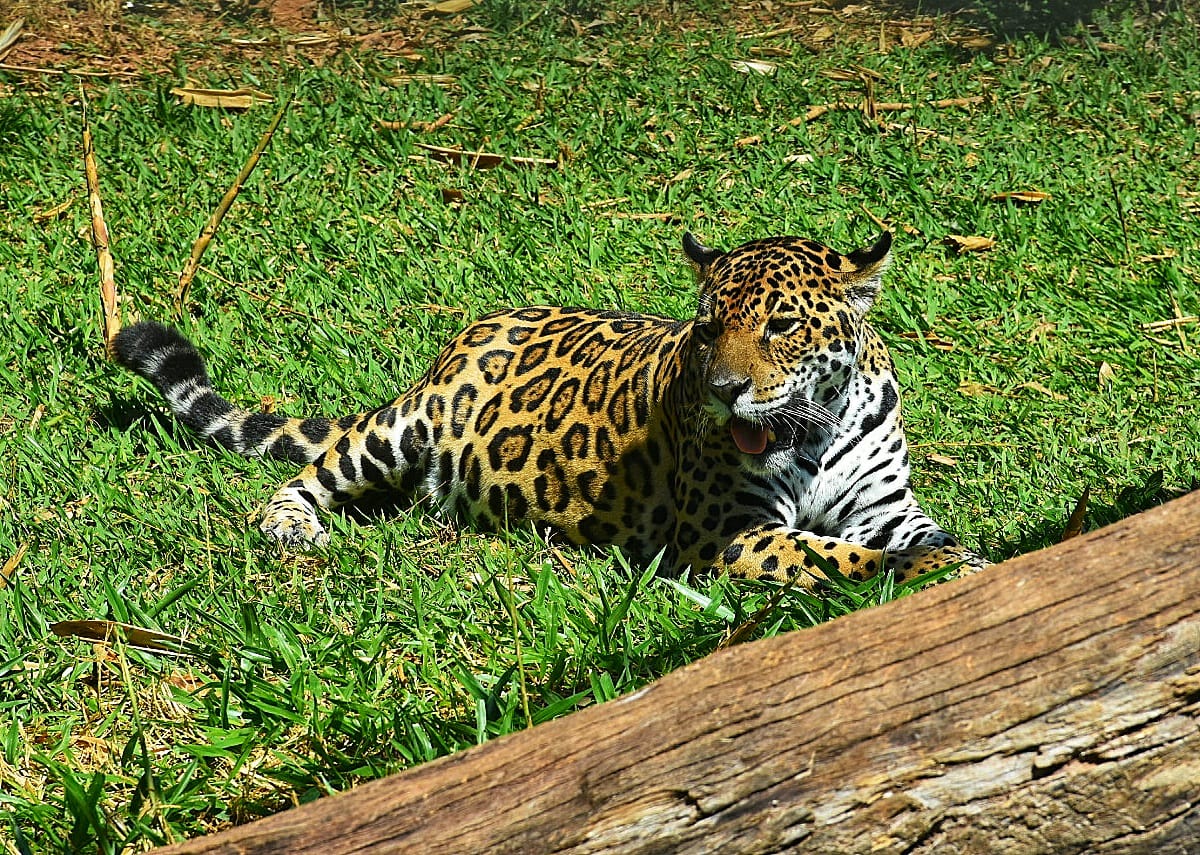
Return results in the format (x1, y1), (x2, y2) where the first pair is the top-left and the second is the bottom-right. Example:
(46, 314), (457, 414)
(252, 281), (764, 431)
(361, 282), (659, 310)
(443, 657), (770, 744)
(944, 234), (996, 253)
(171, 86), (274, 109)
(928, 453), (958, 467)
(415, 143), (557, 170)
(81, 91), (120, 355)
(0, 17), (23, 62)
(50, 620), (196, 656)
(1061, 486), (1090, 541)
(0, 542), (28, 589)
(730, 59), (777, 76)
(1097, 361), (1116, 389)
(734, 134), (762, 148)
(991, 190), (1051, 204)
(785, 153), (815, 164)
(430, 0), (475, 13)
(175, 98), (289, 315)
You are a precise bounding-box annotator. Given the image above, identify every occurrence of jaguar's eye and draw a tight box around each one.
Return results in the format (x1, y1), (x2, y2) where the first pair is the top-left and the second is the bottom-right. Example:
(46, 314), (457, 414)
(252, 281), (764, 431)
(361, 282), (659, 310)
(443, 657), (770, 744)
(766, 317), (803, 337)
(693, 320), (720, 344)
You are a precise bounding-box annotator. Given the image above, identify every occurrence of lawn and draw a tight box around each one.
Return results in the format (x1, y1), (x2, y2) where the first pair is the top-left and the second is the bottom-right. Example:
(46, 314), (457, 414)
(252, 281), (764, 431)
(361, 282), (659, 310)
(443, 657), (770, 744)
(1, 0), (1198, 850)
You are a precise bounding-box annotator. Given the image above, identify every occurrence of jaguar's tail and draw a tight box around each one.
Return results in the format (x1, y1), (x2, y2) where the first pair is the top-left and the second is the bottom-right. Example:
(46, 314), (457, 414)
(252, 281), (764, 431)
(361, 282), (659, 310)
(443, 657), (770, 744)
(113, 321), (361, 465)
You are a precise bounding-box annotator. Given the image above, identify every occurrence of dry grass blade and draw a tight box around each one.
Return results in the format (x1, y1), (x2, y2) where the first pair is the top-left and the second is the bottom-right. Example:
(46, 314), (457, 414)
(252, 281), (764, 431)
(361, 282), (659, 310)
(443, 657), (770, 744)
(1140, 315), (1199, 331)
(415, 142), (557, 170)
(82, 92), (121, 355)
(50, 619), (196, 656)
(174, 97), (289, 316)
(0, 17), (23, 62)
(170, 85), (274, 109)
(0, 542), (28, 589)
(781, 95), (986, 129)
(718, 578), (798, 650)
(1061, 486), (1090, 541)
(378, 112), (455, 132)
(991, 190), (1052, 204)
(33, 198), (72, 221)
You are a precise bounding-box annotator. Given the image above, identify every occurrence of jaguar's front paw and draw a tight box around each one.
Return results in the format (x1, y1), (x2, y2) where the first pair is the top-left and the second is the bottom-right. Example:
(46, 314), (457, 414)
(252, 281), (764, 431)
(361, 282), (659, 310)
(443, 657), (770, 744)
(260, 505), (329, 549)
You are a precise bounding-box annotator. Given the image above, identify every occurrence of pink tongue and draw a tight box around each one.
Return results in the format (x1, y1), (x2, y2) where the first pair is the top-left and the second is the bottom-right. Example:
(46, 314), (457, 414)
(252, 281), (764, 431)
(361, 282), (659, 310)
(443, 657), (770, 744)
(731, 418), (769, 455)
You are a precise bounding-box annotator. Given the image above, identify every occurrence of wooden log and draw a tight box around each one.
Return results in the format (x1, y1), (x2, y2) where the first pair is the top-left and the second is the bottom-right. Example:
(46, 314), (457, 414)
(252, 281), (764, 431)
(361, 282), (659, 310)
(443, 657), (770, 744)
(155, 491), (1200, 854)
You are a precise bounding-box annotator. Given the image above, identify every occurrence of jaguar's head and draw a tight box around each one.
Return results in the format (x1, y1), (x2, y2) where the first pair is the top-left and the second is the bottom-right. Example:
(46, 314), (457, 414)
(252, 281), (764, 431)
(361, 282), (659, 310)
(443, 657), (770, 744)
(684, 229), (892, 472)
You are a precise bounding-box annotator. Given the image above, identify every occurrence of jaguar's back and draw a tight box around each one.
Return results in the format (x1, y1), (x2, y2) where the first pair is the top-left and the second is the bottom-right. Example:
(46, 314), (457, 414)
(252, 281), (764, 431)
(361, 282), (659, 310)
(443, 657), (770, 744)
(115, 231), (985, 588)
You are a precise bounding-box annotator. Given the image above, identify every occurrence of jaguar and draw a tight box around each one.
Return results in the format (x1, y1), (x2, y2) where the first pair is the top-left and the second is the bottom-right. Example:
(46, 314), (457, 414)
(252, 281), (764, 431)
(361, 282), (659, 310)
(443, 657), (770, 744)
(114, 230), (986, 589)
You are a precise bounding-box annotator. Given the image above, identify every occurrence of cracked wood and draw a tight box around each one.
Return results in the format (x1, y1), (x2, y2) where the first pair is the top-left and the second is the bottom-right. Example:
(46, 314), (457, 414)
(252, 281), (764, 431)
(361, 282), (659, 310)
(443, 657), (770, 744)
(153, 491), (1200, 854)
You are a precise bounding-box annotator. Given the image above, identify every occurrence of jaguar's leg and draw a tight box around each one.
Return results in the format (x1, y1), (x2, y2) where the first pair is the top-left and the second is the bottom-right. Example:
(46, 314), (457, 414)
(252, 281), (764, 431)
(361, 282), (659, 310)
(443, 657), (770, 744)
(710, 524), (983, 591)
(259, 401), (430, 548)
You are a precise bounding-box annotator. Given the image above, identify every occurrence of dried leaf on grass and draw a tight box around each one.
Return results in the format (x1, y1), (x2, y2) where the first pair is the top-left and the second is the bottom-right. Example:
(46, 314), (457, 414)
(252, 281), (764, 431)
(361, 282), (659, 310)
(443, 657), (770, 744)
(378, 112), (455, 133)
(50, 620), (197, 656)
(171, 86), (274, 109)
(1019, 381), (1067, 401)
(0, 542), (28, 589)
(944, 234), (996, 253)
(429, 0), (475, 13)
(33, 198), (72, 221)
(416, 142), (557, 170)
(928, 453), (958, 467)
(1061, 487), (1090, 541)
(899, 28), (934, 48)
(782, 95), (986, 128)
(0, 17), (23, 62)
(898, 330), (956, 351)
(387, 73), (458, 86)
(991, 190), (1052, 204)
(957, 381), (999, 396)
(1097, 361), (1116, 389)
(82, 94), (120, 355)
(729, 59), (777, 76)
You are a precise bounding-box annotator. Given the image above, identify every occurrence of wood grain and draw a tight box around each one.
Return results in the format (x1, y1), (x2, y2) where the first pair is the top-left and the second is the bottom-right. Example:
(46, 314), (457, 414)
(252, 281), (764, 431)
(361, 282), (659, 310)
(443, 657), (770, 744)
(154, 490), (1200, 854)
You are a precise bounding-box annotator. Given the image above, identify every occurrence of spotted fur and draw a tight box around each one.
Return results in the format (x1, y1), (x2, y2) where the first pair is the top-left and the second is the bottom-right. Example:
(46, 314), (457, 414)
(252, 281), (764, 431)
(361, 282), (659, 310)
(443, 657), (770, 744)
(113, 231), (986, 589)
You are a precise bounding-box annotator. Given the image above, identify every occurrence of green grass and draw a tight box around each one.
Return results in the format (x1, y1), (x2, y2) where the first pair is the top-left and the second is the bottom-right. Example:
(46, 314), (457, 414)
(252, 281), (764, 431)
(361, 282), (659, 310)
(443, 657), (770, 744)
(2, 1), (1199, 850)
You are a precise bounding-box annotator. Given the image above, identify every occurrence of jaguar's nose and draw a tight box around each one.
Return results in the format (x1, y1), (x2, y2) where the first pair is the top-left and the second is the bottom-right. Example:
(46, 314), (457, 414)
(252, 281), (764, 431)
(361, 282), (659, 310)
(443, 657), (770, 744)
(709, 375), (752, 405)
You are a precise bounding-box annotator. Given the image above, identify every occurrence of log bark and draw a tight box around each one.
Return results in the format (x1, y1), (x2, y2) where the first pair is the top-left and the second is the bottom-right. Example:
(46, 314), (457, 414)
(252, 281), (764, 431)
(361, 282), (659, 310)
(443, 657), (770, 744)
(155, 491), (1200, 855)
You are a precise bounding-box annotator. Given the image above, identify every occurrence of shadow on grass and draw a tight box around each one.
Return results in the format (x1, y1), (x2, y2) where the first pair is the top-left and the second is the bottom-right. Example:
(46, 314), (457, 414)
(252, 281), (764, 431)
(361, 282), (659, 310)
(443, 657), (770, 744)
(888, 0), (1157, 38)
(991, 470), (1197, 558)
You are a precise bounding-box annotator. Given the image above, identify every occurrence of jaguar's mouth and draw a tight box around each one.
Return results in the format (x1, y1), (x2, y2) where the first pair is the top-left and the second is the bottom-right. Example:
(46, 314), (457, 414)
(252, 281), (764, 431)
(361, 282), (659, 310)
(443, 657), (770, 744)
(729, 416), (802, 456)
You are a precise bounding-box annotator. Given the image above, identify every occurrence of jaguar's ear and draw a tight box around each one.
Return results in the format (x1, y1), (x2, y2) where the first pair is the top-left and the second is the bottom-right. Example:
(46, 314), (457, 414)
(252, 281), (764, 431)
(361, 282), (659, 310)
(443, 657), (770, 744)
(843, 231), (892, 313)
(683, 231), (722, 277)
